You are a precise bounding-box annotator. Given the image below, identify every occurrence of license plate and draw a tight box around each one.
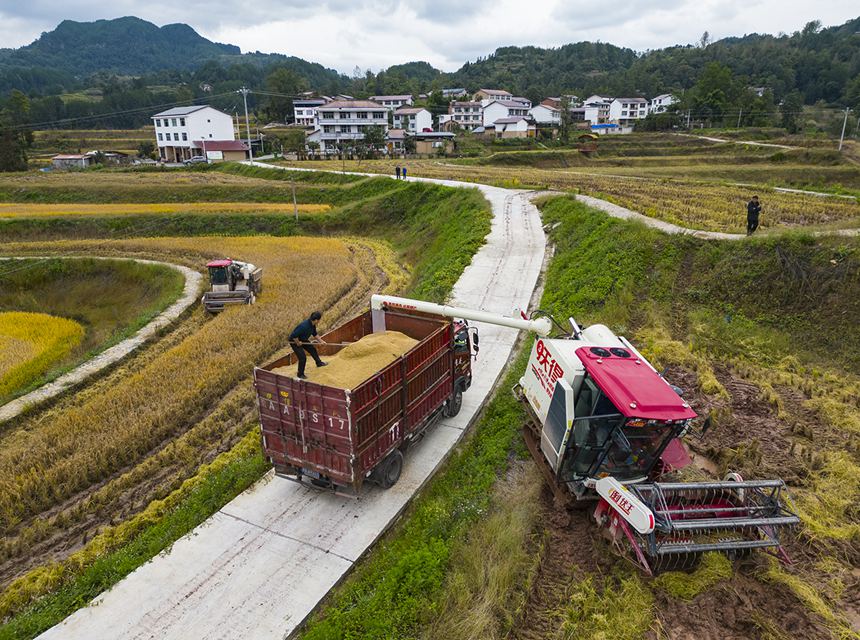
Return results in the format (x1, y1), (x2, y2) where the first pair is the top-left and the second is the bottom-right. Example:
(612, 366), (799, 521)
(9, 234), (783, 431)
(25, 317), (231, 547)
(302, 468), (321, 479)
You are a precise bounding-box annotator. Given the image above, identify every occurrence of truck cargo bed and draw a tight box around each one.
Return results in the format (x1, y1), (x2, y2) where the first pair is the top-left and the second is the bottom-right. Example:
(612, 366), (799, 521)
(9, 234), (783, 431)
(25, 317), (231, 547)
(254, 308), (472, 495)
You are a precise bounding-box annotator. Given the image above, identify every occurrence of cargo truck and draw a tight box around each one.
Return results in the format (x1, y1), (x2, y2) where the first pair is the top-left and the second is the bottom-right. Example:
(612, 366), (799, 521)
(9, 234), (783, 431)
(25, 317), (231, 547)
(254, 298), (481, 495)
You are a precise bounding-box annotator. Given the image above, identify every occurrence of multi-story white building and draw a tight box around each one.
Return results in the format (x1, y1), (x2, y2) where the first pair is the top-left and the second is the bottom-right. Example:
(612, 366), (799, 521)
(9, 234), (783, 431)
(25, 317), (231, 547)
(439, 101), (483, 129)
(313, 100), (388, 154)
(370, 95), (414, 110)
(293, 98), (329, 127)
(529, 104), (560, 125)
(648, 94), (678, 114)
(152, 105), (236, 162)
(482, 100), (530, 127)
(609, 98), (648, 125)
(392, 107), (433, 133)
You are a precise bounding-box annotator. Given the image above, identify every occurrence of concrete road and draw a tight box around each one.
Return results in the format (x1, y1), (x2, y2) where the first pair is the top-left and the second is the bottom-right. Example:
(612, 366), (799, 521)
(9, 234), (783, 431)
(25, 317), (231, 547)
(38, 177), (547, 639)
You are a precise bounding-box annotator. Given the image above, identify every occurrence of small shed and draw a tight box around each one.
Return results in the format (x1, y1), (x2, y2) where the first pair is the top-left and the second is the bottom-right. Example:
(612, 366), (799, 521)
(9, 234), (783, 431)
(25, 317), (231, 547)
(51, 154), (94, 170)
(192, 140), (250, 162)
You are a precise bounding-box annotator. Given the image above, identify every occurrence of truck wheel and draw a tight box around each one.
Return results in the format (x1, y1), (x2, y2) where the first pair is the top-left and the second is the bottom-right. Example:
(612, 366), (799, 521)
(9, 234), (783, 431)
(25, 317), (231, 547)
(444, 388), (463, 418)
(378, 450), (404, 489)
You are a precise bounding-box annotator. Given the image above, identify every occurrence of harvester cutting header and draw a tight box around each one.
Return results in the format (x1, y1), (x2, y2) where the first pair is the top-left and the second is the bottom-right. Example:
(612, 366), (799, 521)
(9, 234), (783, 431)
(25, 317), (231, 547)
(254, 294), (798, 575)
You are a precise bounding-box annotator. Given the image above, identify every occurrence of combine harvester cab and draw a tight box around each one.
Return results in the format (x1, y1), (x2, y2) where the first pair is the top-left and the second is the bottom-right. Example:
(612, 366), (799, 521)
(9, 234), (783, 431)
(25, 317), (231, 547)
(515, 320), (799, 574)
(202, 258), (263, 313)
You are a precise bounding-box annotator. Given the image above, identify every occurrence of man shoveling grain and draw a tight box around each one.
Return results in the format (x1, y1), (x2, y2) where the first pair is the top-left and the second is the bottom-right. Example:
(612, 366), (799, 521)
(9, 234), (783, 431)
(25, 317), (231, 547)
(289, 311), (328, 379)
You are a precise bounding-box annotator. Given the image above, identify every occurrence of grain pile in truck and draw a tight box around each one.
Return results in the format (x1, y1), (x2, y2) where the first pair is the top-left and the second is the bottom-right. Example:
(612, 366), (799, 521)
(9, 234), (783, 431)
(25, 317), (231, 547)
(272, 331), (418, 388)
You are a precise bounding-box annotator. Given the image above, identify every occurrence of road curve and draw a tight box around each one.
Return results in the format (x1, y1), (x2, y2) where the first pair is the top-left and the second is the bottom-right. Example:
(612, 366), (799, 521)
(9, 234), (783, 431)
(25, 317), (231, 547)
(38, 172), (547, 639)
(0, 257), (202, 425)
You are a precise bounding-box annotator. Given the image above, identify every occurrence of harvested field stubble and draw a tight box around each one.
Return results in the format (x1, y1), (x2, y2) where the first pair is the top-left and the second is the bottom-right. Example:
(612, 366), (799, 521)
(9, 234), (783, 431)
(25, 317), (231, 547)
(273, 331), (418, 388)
(0, 203), (331, 218)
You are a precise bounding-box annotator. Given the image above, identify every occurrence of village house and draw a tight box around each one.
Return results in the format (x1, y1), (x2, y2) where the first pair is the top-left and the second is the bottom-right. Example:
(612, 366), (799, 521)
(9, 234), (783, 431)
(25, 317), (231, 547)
(609, 98), (648, 125)
(313, 100), (388, 154)
(412, 131), (455, 154)
(370, 95), (414, 110)
(151, 105), (236, 163)
(439, 101), (483, 130)
(482, 100), (531, 127)
(392, 107), (433, 133)
(473, 88), (512, 102)
(293, 97), (329, 127)
(386, 128), (406, 154)
(491, 117), (536, 139)
(648, 94), (678, 113)
(529, 103), (560, 125)
(51, 154), (94, 170)
(441, 88), (467, 98)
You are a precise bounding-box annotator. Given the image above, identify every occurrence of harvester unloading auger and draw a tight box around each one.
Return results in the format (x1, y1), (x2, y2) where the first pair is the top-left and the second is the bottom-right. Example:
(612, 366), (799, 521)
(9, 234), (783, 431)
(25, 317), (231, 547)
(373, 296), (799, 574)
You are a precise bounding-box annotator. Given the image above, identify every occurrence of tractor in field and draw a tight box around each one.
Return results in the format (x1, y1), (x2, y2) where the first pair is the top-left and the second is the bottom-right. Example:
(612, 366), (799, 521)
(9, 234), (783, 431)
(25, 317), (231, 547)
(373, 296), (799, 574)
(201, 258), (263, 313)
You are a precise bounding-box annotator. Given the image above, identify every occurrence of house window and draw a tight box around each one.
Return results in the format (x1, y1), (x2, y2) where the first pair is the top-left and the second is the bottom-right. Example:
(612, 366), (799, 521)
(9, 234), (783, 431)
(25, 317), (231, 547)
(356, 112), (368, 119)
(180, 118), (186, 126)
(173, 133), (179, 141)
(158, 133), (163, 141)
(373, 112), (385, 119)
(171, 118), (177, 126)
(182, 133), (188, 141)
(155, 119), (161, 127)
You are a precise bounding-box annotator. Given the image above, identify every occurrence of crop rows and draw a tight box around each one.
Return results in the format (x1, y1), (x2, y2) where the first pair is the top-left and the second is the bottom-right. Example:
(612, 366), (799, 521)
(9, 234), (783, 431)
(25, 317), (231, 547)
(0, 236), (361, 544)
(0, 312), (83, 399)
(0, 202), (331, 218)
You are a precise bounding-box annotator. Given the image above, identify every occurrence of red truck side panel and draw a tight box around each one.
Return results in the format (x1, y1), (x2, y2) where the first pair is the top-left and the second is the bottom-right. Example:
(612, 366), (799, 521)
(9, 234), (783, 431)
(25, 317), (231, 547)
(254, 309), (462, 494)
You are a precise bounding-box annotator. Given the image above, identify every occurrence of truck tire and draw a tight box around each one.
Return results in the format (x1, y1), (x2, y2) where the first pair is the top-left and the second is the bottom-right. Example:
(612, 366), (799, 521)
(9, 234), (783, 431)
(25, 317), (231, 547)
(444, 388), (463, 418)
(378, 450), (404, 489)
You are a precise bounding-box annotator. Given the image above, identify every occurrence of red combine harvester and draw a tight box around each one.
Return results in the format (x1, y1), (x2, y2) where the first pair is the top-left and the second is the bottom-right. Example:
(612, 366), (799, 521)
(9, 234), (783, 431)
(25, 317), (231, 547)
(201, 258), (262, 313)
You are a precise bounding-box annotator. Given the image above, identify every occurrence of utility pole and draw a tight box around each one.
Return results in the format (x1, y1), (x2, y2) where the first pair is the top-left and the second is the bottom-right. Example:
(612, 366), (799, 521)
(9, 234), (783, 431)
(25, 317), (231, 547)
(292, 179), (298, 222)
(737, 108), (743, 128)
(239, 87), (254, 162)
(838, 107), (851, 151)
(686, 109), (691, 129)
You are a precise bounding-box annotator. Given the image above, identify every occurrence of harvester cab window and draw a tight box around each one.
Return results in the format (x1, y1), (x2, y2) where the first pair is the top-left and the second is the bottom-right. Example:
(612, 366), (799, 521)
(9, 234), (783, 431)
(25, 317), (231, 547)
(563, 378), (624, 480)
(209, 266), (228, 285)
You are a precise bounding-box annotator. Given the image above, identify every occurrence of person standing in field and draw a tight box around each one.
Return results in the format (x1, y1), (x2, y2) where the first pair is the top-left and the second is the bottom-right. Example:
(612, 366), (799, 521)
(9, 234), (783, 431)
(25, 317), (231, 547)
(289, 311), (327, 379)
(746, 195), (762, 235)
(395, 165), (401, 179)
(402, 166), (408, 180)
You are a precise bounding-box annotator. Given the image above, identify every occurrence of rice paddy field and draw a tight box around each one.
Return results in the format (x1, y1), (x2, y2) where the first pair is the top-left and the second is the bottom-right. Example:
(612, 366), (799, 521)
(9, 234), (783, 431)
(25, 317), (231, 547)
(0, 165), (491, 638)
(279, 131), (860, 232)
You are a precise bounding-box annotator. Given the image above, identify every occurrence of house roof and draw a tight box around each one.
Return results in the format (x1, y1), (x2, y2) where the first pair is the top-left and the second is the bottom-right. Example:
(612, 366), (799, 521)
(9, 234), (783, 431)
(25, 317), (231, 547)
(152, 105), (212, 117)
(452, 101), (481, 107)
(394, 107), (427, 115)
(319, 100), (384, 109)
(478, 88), (512, 95)
(494, 117), (530, 124)
(486, 100), (530, 108)
(616, 97), (647, 103)
(52, 154), (89, 160)
(532, 104), (559, 112)
(371, 94), (412, 101)
(192, 140), (249, 151)
(414, 132), (455, 139)
(386, 129), (406, 140)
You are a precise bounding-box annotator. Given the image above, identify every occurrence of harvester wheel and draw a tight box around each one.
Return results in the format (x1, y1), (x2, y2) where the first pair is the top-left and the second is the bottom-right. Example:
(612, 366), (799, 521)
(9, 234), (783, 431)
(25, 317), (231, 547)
(444, 388), (463, 418)
(378, 450), (404, 489)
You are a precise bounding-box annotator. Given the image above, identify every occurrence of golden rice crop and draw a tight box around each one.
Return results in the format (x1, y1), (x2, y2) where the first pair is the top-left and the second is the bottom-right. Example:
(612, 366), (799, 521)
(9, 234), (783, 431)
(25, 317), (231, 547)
(0, 236), (365, 537)
(0, 202), (330, 218)
(0, 312), (84, 398)
(286, 158), (860, 232)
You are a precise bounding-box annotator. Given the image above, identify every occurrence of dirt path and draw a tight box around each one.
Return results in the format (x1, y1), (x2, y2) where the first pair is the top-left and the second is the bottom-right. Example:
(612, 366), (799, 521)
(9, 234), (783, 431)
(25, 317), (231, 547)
(0, 257), (202, 424)
(676, 132), (799, 150)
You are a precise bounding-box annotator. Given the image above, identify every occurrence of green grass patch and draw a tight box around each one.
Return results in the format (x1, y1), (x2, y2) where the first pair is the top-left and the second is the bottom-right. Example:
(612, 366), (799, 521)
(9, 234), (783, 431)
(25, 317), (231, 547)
(558, 571), (654, 640)
(652, 552), (733, 600)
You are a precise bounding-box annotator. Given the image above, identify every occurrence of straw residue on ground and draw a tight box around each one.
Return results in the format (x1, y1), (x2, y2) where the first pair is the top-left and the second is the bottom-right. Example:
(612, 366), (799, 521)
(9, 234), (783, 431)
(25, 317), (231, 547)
(273, 331), (418, 389)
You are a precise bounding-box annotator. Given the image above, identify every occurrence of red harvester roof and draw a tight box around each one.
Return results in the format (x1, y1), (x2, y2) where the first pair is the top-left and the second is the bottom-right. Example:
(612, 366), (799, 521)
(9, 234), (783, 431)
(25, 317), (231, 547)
(575, 346), (697, 421)
(207, 259), (233, 267)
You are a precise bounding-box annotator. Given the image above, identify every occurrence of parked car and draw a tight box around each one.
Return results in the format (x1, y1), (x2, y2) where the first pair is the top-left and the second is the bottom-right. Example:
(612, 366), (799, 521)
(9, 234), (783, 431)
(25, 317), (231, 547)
(184, 155), (208, 165)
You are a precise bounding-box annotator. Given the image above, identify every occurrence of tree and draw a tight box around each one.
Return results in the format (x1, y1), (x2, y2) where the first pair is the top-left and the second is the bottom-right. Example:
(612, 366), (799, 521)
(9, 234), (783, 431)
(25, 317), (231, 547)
(261, 67), (306, 123)
(780, 92), (803, 133)
(404, 135), (416, 155)
(699, 31), (711, 48)
(0, 128), (27, 171)
(137, 141), (156, 159)
(273, 129), (307, 159)
(362, 125), (386, 158)
(558, 95), (573, 143)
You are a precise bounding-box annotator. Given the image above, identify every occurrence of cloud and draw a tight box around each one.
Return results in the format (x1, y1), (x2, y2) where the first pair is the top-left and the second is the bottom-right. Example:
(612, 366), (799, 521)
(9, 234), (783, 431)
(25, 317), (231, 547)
(0, 0), (857, 72)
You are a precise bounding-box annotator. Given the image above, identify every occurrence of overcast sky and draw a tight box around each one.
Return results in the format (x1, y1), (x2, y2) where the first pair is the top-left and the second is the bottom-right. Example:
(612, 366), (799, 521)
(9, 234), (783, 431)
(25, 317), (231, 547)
(0, 1), (856, 74)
